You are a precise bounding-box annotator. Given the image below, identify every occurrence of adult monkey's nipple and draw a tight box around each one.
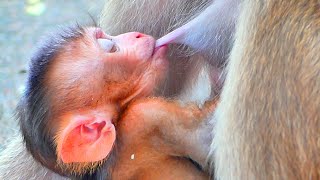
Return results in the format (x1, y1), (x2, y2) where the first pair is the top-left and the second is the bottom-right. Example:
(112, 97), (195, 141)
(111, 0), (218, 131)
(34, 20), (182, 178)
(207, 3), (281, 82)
(155, 25), (188, 48)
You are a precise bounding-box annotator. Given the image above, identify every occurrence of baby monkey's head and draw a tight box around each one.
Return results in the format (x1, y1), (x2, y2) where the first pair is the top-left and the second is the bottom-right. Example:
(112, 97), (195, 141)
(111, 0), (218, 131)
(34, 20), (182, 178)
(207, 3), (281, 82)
(21, 25), (168, 176)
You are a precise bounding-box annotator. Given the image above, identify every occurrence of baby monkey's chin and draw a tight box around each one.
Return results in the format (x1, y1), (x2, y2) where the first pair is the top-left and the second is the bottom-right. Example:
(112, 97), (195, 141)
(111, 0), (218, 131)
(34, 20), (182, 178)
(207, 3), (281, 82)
(152, 45), (168, 65)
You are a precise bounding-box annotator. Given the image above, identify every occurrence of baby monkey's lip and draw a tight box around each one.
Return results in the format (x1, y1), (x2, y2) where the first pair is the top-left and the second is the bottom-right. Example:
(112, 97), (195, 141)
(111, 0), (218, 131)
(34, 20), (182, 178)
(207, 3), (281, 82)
(153, 44), (168, 55)
(152, 44), (168, 60)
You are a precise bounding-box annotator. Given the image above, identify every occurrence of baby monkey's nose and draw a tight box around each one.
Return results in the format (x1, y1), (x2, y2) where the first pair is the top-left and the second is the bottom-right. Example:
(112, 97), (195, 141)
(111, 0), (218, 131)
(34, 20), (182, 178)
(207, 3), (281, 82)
(134, 33), (148, 38)
(123, 32), (150, 40)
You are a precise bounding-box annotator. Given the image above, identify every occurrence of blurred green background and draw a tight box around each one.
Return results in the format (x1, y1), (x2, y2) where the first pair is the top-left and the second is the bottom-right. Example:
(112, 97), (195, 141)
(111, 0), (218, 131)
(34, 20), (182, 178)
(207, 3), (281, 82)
(0, 0), (104, 150)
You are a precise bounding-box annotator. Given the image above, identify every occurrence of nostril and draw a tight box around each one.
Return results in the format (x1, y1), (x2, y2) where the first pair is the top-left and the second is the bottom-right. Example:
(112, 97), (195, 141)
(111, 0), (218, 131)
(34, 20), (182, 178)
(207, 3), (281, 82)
(135, 33), (146, 38)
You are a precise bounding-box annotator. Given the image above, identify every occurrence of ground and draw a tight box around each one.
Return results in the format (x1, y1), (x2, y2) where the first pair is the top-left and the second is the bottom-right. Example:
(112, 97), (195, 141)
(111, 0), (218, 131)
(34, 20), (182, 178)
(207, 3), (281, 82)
(0, 0), (104, 150)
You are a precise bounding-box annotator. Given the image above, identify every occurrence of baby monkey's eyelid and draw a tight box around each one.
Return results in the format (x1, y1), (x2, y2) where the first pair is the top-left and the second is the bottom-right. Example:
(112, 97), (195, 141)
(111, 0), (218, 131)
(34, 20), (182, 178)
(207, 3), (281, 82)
(97, 39), (117, 52)
(108, 37), (119, 53)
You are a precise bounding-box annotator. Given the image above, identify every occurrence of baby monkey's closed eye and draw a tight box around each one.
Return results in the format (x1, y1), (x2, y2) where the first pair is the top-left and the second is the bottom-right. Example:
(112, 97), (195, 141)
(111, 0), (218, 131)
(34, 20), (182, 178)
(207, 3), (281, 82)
(98, 39), (118, 53)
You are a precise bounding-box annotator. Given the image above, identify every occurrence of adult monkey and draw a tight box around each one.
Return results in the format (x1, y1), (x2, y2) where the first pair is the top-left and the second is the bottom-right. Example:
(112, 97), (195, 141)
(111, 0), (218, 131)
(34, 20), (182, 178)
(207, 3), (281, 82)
(1, 0), (319, 179)
(0, 0), (230, 179)
(212, 0), (320, 179)
(101, 0), (320, 179)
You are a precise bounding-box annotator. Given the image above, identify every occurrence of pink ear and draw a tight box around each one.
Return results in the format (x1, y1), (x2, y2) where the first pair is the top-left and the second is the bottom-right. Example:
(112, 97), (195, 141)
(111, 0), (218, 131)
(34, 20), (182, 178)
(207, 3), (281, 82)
(57, 115), (116, 163)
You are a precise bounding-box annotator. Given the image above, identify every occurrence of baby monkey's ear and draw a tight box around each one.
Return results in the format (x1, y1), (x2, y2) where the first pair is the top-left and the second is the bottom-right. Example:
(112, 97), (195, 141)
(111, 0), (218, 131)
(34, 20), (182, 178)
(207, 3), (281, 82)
(56, 113), (116, 163)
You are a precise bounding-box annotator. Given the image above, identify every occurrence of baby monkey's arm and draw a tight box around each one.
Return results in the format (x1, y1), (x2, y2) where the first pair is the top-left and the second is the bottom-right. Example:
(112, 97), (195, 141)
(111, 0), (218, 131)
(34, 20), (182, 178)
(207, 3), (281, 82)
(120, 97), (218, 168)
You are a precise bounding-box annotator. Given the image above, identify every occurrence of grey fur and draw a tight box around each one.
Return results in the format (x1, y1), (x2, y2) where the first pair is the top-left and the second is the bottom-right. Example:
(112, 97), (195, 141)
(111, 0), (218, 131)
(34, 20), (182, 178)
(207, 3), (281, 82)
(0, 134), (68, 180)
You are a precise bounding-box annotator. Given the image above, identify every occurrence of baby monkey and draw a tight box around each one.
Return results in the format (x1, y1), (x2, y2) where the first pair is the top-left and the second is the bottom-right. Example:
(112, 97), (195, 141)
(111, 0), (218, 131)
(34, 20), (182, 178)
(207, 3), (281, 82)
(19, 25), (215, 179)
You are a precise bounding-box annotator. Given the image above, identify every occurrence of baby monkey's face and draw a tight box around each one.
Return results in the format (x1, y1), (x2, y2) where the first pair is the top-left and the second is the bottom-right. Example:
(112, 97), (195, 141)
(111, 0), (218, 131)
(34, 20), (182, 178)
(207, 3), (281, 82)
(46, 27), (168, 110)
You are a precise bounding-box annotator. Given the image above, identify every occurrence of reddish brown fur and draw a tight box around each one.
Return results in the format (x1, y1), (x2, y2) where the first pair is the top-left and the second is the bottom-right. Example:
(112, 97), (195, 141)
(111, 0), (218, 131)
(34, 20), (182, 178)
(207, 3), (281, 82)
(112, 97), (218, 180)
(37, 27), (212, 178)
